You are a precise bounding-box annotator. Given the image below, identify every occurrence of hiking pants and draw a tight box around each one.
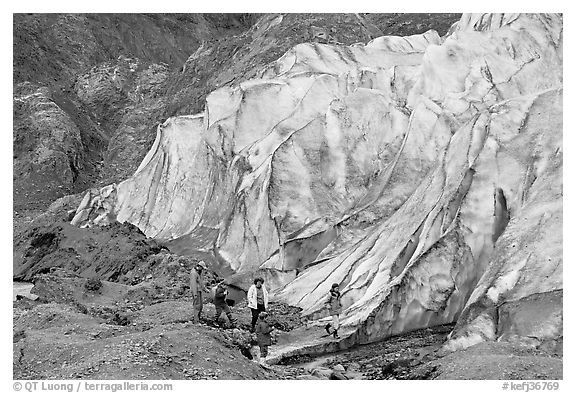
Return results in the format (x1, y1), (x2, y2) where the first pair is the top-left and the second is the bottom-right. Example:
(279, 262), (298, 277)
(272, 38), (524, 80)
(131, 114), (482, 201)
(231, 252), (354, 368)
(215, 303), (235, 324)
(192, 292), (203, 322)
(259, 344), (269, 358)
(250, 304), (266, 330)
(332, 314), (340, 330)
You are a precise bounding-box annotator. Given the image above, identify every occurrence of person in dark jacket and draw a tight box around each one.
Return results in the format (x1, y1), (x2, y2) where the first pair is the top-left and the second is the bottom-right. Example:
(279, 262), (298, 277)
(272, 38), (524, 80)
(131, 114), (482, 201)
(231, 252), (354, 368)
(189, 261), (209, 323)
(324, 283), (342, 338)
(213, 281), (236, 327)
(255, 312), (275, 365)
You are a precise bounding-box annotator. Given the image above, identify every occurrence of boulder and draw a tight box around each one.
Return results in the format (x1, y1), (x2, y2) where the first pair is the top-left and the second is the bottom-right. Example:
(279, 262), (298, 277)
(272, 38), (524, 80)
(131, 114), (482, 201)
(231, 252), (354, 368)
(295, 374), (321, 380)
(330, 371), (349, 380)
(311, 367), (333, 379)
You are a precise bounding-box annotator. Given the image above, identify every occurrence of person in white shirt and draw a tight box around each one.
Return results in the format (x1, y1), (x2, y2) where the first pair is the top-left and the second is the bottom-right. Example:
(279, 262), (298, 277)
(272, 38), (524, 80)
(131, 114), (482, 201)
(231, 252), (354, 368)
(247, 277), (268, 332)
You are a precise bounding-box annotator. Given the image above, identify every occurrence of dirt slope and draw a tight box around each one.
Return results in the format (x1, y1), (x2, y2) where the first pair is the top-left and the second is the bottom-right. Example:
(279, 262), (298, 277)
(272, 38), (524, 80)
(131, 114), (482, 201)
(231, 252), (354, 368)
(13, 269), (305, 380)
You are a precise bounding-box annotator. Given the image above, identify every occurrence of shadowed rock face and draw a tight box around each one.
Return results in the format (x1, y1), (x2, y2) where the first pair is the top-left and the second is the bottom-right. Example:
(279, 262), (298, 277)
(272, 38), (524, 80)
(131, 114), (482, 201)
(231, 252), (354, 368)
(70, 13), (562, 350)
(13, 84), (85, 200)
(13, 13), (260, 218)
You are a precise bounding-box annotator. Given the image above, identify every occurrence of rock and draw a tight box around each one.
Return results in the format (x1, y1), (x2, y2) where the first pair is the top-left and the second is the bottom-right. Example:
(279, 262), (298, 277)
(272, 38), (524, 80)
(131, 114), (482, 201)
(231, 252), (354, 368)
(344, 371), (364, 380)
(295, 375), (321, 380)
(311, 367), (333, 379)
(330, 371), (349, 380)
(333, 364), (345, 372)
(13, 330), (26, 343)
(84, 278), (103, 292)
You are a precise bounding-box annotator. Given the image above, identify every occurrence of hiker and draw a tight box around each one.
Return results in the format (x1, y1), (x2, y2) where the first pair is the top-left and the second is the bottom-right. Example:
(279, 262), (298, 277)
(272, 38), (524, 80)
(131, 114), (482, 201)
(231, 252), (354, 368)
(247, 277), (268, 332)
(255, 312), (274, 365)
(190, 261), (209, 323)
(324, 283), (342, 338)
(213, 281), (236, 328)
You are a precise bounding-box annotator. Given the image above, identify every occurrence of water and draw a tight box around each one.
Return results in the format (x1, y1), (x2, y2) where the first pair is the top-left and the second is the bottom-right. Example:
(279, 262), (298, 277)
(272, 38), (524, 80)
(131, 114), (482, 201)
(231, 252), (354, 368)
(13, 281), (35, 300)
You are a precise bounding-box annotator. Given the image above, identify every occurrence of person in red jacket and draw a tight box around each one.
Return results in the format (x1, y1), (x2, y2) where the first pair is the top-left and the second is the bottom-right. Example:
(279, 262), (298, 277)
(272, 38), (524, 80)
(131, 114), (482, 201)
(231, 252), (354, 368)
(255, 312), (275, 365)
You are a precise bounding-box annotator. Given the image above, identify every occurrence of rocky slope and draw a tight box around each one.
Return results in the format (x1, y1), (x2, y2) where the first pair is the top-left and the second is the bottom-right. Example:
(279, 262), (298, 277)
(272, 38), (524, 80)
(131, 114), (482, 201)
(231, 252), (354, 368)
(67, 13), (563, 361)
(13, 13), (259, 219)
(13, 13), (258, 87)
(13, 270), (273, 380)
